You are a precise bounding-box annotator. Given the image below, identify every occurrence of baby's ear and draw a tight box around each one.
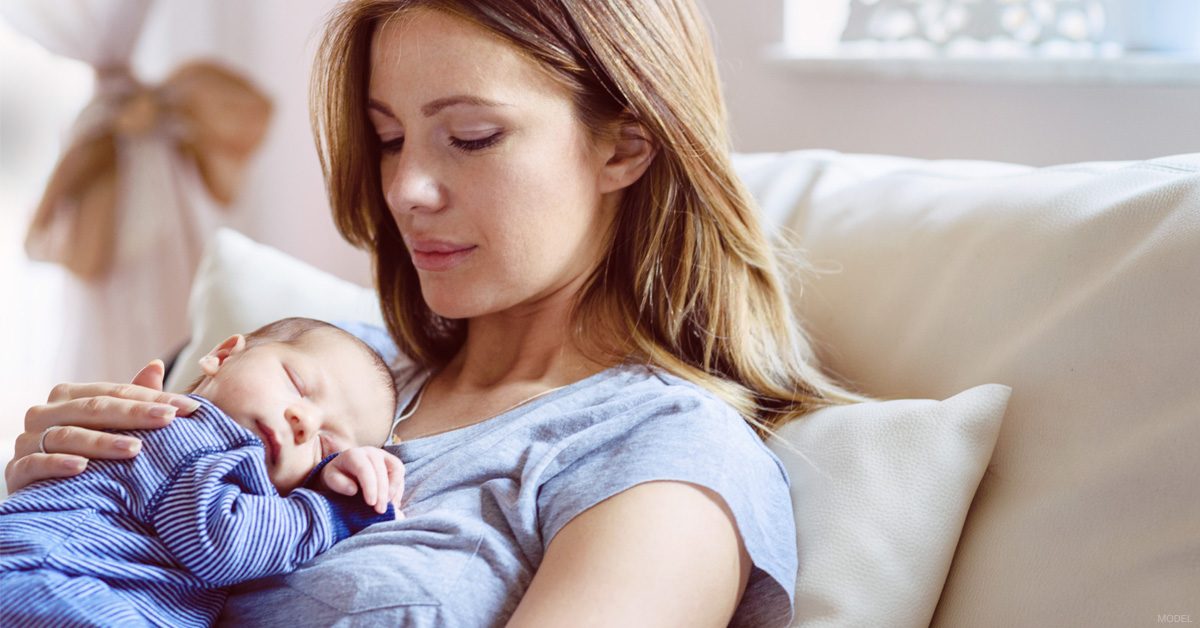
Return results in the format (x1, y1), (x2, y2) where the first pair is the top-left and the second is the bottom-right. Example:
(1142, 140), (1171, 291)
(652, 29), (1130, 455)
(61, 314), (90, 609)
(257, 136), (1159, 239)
(199, 334), (247, 376)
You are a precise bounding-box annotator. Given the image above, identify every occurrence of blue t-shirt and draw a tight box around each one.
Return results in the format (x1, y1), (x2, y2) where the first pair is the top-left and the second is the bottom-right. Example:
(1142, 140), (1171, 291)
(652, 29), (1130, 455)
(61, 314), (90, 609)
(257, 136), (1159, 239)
(222, 325), (798, 627)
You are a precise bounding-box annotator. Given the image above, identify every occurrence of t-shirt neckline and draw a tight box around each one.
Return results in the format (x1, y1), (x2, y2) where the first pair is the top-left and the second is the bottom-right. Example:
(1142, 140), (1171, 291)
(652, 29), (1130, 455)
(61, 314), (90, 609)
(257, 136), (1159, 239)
(386, 362), (638, 460)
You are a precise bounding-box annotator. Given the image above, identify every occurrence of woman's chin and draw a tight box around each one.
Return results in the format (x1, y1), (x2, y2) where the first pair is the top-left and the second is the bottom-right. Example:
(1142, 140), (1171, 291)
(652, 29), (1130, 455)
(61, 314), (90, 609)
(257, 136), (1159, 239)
(422, 294), (488, 321)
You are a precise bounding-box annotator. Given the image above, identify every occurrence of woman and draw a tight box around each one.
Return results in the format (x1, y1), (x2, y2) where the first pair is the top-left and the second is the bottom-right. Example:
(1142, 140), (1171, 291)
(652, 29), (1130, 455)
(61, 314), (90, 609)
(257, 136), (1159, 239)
(8, 1), (858, 625)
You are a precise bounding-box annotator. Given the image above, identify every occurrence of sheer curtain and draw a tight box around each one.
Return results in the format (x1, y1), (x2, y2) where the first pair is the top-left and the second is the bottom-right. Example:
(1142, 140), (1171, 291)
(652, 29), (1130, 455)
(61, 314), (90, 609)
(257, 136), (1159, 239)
(0, 0), (368, 451)
(1, 0), (268, 384)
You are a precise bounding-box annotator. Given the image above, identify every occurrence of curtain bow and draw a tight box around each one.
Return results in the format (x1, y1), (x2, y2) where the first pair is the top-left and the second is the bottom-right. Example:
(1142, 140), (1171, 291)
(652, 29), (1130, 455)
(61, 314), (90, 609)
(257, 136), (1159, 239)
(25, 61), (272, 278)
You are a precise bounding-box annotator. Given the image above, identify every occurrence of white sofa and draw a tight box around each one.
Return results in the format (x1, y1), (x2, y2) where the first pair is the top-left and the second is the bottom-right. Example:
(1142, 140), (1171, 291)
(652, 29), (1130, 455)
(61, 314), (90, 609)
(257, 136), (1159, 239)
(737, 150), (1199, 626)
(8, 149), (1197, 626)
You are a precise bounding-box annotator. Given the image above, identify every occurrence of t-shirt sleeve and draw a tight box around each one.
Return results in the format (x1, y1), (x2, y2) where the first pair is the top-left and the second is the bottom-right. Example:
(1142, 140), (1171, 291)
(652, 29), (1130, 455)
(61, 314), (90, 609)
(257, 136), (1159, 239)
(536, 391), (798, 628)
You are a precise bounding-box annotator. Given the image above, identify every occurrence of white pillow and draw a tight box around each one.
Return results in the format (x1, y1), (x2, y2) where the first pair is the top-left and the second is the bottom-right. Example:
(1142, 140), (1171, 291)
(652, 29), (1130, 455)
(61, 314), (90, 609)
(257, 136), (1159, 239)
(767, 385), (1010, 628)
(736, 150), (1200, 625)
(164, 228), (385, 393)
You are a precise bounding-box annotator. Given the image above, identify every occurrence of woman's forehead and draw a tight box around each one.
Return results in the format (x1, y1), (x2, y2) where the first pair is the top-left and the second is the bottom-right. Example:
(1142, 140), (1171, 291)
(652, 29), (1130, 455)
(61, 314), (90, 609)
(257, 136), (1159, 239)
(367, 8), (553, 110)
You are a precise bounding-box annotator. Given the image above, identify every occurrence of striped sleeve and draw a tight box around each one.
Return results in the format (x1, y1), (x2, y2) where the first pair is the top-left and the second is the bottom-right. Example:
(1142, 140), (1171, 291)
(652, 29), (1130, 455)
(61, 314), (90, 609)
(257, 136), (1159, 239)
(149, 444), (392, 587)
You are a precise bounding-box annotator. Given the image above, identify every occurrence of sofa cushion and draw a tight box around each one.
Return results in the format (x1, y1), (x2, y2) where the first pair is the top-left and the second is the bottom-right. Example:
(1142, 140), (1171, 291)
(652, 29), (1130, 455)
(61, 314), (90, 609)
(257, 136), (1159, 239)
(768, 385), (1009, 628)
(736, 150), (1200, 626)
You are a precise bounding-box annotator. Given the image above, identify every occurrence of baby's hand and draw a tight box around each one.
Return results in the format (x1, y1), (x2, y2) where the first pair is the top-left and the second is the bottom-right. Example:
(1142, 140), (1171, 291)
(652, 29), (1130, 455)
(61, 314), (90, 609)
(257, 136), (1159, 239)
(320, 446), (405, 516)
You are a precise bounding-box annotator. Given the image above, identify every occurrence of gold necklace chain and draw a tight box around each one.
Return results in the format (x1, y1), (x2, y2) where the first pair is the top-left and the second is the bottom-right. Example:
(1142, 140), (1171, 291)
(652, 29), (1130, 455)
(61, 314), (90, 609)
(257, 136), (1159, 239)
(392, 377), (568, 441)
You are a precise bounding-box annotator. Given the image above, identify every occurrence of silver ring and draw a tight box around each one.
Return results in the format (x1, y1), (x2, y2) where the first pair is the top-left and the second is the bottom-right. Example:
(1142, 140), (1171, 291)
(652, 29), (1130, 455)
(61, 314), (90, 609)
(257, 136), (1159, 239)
(38, 426), (60, 454)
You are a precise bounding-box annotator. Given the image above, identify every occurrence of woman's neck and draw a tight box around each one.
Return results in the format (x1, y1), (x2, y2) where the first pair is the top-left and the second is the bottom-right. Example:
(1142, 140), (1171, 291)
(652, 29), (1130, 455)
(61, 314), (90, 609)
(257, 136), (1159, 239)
(439, 280), (611, 393)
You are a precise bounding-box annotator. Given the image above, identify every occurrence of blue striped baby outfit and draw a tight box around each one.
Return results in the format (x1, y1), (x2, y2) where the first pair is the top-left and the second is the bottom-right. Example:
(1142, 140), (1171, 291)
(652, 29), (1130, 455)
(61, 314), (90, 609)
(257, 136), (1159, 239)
(0, 397), (393, 627)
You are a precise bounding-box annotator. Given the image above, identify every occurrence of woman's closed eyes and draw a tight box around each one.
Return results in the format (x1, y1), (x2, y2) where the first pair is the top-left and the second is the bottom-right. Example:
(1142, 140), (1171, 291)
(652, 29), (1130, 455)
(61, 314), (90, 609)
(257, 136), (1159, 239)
(449, 131), (503, 152)
(377, 131), (504, 155)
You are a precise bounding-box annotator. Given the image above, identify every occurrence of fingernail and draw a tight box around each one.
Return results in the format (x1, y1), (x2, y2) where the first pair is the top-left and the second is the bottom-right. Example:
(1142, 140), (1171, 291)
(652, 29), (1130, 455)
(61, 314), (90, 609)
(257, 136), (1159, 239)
(116, 438), (141, 453)
(169, 397), (199, 413)
(150, 406), (176, 419)
(64, 458), (87, 473)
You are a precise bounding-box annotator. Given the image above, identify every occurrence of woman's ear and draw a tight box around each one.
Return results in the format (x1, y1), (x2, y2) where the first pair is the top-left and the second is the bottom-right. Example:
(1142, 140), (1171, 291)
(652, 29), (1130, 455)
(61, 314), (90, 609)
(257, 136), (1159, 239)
(198, 334), (246, 376)
(598, 120), (657, 194)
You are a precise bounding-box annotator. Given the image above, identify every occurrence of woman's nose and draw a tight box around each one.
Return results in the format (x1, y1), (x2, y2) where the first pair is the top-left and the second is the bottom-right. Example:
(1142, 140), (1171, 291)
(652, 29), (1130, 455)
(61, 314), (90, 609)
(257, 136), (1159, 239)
(384, 148), (446, 215)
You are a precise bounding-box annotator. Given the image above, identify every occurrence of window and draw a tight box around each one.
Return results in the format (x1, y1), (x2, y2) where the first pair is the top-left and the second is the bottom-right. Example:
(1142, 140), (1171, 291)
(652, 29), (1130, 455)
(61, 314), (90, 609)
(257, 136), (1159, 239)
(777, 0), (1200, 84)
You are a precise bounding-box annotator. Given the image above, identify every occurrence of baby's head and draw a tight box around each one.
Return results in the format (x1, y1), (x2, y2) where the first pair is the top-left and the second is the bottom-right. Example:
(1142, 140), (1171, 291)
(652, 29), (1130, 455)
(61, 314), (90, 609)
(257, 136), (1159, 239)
(188, 317), (397, 493)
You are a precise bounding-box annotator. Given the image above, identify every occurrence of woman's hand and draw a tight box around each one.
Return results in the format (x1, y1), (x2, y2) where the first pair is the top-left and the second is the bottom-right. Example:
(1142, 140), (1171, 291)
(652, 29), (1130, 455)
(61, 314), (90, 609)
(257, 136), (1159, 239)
(5, 360), (201, 494)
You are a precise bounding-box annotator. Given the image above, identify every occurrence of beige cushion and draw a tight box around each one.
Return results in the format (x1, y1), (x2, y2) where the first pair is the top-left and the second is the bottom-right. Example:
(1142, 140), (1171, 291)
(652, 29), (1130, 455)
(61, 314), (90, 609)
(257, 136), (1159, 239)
(768, 385), (1009, 628)
(737, 150), (1200, 625)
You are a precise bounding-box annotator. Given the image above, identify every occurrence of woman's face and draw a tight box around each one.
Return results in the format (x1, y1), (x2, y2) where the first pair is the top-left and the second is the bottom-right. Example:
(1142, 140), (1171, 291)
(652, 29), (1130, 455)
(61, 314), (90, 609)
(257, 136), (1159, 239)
(368, 9), (615, 321)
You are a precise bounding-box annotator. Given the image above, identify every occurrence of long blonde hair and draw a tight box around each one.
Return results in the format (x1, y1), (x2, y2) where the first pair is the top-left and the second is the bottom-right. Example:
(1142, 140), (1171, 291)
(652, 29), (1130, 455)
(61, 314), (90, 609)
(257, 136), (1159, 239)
(312, 0), (862, 438)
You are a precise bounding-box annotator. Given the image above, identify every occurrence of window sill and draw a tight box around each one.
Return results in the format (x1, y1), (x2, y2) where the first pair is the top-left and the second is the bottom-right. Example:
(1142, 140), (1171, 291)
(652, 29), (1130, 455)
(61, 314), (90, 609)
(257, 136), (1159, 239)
(766, 44), (1200, 86)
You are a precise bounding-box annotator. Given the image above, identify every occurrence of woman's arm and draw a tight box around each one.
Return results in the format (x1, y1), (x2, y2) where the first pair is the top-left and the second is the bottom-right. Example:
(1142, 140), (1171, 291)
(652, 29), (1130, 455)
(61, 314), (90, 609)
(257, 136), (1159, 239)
(5, 360), (200, 493)
(507, 480), (751, 628)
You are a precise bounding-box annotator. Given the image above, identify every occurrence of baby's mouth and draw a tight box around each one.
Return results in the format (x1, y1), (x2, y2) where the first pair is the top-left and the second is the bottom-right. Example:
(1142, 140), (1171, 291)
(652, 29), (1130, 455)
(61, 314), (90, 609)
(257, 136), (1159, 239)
(256, 421), (280, 466)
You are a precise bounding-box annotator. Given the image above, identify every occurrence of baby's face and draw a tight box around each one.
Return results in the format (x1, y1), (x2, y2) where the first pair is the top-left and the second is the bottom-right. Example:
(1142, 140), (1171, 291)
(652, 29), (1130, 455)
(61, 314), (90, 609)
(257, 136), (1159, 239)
(193, 329), (394, 493)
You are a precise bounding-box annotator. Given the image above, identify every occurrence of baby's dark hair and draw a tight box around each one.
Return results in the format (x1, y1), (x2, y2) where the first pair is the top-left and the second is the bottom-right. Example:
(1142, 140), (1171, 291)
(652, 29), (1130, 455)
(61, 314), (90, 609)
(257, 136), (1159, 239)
(186, 317), (398, 416)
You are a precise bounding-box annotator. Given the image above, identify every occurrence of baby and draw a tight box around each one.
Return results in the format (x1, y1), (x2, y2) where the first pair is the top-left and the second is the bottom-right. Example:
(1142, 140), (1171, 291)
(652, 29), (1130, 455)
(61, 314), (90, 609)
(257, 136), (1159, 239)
(0, 317), (405, 628)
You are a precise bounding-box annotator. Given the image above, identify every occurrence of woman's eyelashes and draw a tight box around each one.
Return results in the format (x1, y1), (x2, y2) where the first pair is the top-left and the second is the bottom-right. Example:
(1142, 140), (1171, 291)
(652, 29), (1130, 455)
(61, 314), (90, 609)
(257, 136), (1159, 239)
(449, 131), (503, 152)
(379, 137), (404, 154)
(377, 131), (503, 154)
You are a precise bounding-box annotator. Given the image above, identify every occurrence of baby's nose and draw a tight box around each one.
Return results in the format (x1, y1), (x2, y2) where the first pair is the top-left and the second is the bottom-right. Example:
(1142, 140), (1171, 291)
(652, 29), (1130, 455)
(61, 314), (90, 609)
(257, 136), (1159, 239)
(286, 407), (318, 443)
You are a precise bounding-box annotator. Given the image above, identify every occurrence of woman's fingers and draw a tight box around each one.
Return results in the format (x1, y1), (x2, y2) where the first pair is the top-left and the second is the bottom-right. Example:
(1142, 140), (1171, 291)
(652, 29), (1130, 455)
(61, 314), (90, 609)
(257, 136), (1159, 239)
(45, 381), (198, 414)
(6, 371), (194, 496)
(24, 396), (185, 435)
(5, 452), (88, 494)
(131, 359), (166, 391)
(15, 425), (143, 459)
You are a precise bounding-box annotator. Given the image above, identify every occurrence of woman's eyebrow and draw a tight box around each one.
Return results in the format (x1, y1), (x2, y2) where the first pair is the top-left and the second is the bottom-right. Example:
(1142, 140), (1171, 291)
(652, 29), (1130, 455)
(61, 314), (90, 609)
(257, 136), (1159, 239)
(419, 94), (510, 117)
(367, 95), (510, 119)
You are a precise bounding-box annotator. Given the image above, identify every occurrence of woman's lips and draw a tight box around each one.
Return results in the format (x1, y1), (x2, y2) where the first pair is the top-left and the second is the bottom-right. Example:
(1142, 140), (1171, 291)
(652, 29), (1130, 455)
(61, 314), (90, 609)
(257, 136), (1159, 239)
(411, 245), (477, 271)
(256, 421), (279, 466)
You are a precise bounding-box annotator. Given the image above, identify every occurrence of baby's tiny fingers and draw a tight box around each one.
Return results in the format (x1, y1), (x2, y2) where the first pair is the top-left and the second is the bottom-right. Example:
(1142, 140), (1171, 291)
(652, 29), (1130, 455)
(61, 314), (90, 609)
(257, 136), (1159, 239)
(333, 451), (378, 507)
(384, 455), (406, 506)
(370, 454), (391, 513)
(321, 466), (359, 496)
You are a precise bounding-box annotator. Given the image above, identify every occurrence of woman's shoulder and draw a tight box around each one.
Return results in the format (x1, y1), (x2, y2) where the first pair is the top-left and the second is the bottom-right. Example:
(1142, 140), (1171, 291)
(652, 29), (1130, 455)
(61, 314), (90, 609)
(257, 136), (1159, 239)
(545, 362), (789, 481)
(536, 363), (799, 628)
(595, 363), (760, 432)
